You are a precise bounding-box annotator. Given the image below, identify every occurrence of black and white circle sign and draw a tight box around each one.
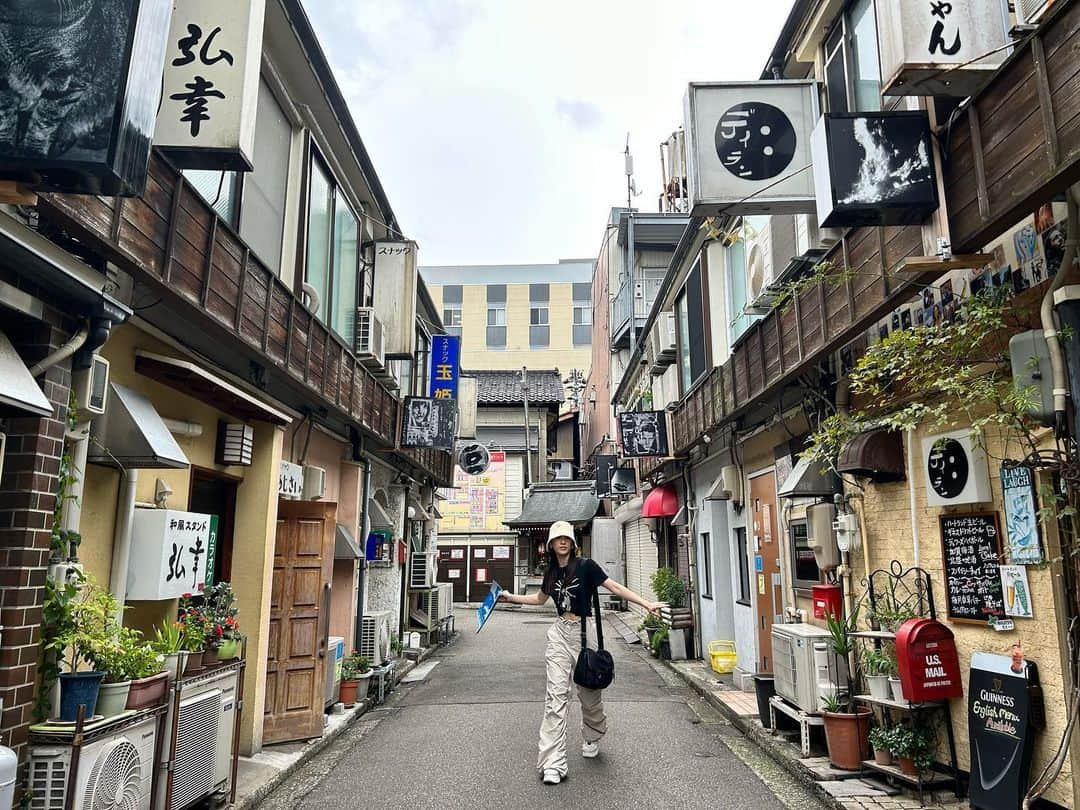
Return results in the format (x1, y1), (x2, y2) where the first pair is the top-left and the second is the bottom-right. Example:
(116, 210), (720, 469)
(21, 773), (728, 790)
(927, 438), (969, 500)
(457, 443), (490, 476)
(714, 102), (797, 181)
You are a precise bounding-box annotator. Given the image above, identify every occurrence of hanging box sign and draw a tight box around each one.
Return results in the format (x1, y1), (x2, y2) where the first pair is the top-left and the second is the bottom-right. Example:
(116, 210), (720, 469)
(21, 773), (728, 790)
(127, 507), (212, 600)
(968, 652), (1043, 810)
(0, 0), (173, 195)
(896, 618), (963, 703)
(154, 0), (266, 171)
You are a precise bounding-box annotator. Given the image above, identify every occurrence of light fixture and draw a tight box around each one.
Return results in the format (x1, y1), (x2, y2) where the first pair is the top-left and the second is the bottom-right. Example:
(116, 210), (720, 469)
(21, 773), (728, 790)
(216, 421), (254, 466)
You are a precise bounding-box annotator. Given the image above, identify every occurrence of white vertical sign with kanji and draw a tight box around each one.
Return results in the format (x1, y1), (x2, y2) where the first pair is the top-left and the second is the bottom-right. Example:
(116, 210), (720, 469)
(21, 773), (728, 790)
(128, 508), (213, 600)
(155, 0), (266, 170)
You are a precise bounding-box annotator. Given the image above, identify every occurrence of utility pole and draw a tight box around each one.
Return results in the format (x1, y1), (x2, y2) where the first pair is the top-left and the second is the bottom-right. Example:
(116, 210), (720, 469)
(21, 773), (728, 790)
(521, 366), (532, 488)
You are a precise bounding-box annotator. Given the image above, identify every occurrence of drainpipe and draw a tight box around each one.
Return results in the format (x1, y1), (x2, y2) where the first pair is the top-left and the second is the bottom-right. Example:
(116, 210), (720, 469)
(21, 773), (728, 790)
(353, 456), (372, 654)
(28, 323), (88, 378)
(905, 430), (921, 569)
(627, 214), (637, 352)
(109, 469), (138, 622)
(521, 367), (532, 488)
(1043, 189), (1079, 437)
(682, 465), (702, 659)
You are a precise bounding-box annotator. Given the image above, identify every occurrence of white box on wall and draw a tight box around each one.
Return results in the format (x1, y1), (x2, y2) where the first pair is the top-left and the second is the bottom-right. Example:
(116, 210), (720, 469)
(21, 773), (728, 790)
(921, 430), (993, 508)
(127, 508), (212, 600)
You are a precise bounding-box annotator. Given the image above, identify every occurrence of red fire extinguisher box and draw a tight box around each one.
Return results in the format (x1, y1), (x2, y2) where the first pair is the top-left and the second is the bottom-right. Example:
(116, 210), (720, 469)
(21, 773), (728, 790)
(812, 584), (843, 620)
(896, 618), (963, 702)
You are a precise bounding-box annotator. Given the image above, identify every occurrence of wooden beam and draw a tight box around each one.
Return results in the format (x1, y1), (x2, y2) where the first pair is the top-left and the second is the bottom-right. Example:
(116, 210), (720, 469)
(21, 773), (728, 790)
(162, 176), (185, 284)
(200, 217), (218, 309)
(968, 105), (990, 221)
(1031, 34), (1060, 172)
(0, 181), (36, 206)
(895, 254), (994, 273)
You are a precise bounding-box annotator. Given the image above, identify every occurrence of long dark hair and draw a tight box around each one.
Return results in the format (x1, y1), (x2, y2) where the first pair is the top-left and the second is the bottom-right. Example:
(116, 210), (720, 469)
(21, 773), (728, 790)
(541, 543), (579, 595)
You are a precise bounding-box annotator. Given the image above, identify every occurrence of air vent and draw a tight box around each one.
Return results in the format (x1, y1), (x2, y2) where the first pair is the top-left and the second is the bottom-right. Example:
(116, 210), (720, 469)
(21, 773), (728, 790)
(170, 690), (221, 809)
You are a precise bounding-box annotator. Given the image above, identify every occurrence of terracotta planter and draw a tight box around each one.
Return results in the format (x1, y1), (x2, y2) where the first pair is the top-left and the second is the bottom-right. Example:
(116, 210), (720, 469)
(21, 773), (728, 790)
(203, 647), (220, 668)
(339, 679), (360, 707)
(898, 755), (918, 776)
(126, 671), (168, 710)
(873, 746), (894, 766)
(184, 650), (204, 675)
(96, 680), (132, 718)
(823, 708), (873, 770)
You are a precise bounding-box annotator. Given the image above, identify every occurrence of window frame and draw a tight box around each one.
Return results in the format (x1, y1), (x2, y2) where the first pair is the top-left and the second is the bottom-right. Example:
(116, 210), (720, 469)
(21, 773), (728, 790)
(699, 532), (713, 600)
(789, 518), (822, 591)
(486, 303), (507, 348)
(823, 0), (882, 114)
(735, 527), (751, 606)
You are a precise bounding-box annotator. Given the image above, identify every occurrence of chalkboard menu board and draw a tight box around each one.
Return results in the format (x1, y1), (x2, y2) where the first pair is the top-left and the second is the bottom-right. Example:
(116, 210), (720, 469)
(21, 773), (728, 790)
(940, 513), (1005, 623)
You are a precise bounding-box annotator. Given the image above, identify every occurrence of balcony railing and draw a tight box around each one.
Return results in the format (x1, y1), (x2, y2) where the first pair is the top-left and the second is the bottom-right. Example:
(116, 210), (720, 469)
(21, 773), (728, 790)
(611, 277), (655, 347)
(39, 152), (453, 485)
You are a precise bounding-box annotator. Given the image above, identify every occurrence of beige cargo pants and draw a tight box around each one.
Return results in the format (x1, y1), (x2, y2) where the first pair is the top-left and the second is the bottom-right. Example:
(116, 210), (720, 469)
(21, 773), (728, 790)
(537, 616), (607, 776)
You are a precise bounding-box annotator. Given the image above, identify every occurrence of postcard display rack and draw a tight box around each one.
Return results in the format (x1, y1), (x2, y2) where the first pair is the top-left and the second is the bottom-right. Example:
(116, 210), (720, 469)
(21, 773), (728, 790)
(850, 561), (961, 804)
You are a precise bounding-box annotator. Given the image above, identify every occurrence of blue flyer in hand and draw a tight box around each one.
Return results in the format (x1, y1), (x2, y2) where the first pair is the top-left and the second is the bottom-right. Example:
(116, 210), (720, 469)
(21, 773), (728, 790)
(476, 581), (503, 633)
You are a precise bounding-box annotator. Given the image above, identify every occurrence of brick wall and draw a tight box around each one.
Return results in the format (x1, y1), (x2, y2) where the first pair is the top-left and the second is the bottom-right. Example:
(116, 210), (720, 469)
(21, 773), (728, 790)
(0, 305), (77, 780)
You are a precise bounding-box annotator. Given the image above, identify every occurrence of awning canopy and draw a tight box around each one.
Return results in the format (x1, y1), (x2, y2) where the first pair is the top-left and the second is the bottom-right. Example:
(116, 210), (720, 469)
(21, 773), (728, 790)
(88, 383), (190, 469)
(367, 498), (394, 532)
(837, 430), (905, 483)
(0, 330), (51, 418)
(778, 456), (840, 498)
(504, 482), (600, 528)
(335, 523), (362, 559)
(135, 350), (291, 425)
(642, 483), (679, 518)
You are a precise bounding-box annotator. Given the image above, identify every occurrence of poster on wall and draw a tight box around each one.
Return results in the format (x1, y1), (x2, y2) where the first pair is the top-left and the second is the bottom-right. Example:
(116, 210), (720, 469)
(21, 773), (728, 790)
(1000, 565), (1033, 619)
(400, 397), (457, 449)
(1000, 463), (1043, 564)
(939, 513), (1005, 624)
(618, 411), (669, 458)
(439, 451), (507, 533)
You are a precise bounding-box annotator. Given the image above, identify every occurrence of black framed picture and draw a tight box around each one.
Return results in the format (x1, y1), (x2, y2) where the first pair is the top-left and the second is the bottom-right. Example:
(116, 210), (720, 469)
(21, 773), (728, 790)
(618, 411), (669, 458)
(400, 397), (457, 449)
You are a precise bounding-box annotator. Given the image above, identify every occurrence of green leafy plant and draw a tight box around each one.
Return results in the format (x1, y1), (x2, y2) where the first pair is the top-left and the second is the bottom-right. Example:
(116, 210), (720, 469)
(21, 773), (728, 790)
(44, 578), (119, 675)
(341, 654), (372, 681)
(390, 633), (402, 656)
(177, 598), (210, 652)
(153, 622), (185, 655)
(820, 692), (843, 714)
(650, 625), (670, 655)
(824, 607), (860, 712)
(890, 724), (936, 770)
(862, 646), (896, 677)
(638, 613), (663, 632)
(649, 568), (686, 609)
(122, 639), (165, 680)
(869, 724), (895, 752)
(200, 582), (240, 648)
(36, 573), (82, 720)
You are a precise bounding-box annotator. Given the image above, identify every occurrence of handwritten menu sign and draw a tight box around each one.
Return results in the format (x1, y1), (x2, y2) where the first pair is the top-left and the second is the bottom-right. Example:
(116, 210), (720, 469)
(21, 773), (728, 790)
(940, 513), (1005, 624)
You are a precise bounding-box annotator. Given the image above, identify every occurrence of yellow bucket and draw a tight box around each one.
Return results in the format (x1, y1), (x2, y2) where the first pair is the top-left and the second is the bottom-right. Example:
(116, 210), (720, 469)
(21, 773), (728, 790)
(708, 640), (737, 674)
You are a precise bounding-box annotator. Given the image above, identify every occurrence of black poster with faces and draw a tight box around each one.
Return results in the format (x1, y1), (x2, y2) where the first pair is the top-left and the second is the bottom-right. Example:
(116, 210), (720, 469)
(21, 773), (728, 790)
(939, 513), (1005, 624)
(618, 411), (669, 458)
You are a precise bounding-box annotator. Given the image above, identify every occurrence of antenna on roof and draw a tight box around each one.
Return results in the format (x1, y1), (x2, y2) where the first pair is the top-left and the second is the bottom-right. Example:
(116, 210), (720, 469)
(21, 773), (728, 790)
(624, 134), (639, 209)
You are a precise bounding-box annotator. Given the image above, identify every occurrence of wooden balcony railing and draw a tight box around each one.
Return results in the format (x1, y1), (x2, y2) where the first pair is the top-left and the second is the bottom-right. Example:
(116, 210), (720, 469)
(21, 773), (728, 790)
(946, 0), (1080, 254)
(669, 225), (926, 455)
(39, 152), (453, 485)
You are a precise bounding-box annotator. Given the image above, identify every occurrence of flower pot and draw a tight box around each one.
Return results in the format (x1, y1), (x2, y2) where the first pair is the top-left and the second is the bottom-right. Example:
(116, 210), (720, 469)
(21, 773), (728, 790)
(659, 640), (671, 660)
(164, 652), (187, 682)
(203, 647), (220, 668)
(873, 746), (894, 766)
(184, 650), (204, 675)
(339, 679), (360, 707)
(898, 755), (918, 776)
(126, 671), (168, 710)
(752, 674), (776, 729)
(96, 680), (132, 718)
(866, 674), (891, 700)
(822, 708), (873, 770)
(889, 677), (905, 703)
(58, 671), (105, 722)
(217, 639), (240, 661)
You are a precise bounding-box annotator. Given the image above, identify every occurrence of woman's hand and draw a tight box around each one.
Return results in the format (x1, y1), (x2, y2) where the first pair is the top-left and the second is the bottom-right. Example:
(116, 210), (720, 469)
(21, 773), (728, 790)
(498, 592), (514, 604)
(645, 601), (665, 617)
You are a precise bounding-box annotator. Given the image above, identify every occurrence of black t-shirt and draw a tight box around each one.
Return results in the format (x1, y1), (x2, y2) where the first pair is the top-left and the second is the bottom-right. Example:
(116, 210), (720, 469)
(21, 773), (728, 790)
(542, 557), (608, 617)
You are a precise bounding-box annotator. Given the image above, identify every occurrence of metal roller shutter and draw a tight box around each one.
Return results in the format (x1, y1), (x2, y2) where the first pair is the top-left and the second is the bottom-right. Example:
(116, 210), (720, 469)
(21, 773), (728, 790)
(624, 518), (658, 617)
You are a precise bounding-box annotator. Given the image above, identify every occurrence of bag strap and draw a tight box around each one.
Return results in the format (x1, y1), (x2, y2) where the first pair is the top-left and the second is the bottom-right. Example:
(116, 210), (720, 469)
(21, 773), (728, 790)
(593, 589), (605, 651)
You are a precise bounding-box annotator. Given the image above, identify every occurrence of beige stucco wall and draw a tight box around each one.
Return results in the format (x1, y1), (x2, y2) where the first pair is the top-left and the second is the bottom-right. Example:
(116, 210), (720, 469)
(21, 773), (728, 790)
(848, 423), (1074, 808)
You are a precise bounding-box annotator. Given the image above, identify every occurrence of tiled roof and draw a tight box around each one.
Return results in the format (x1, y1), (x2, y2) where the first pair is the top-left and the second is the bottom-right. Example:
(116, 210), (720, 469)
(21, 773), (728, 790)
(465, 370), (565, 406)
(504, 481), (600, 527)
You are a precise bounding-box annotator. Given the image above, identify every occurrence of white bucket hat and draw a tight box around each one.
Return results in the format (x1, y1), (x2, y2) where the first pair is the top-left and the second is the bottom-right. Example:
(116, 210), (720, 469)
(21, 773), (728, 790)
(547, 520), (578, 550)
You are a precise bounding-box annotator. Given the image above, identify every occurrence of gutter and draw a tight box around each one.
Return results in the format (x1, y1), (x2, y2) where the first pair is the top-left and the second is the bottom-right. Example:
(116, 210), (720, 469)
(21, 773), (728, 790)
(611, 217), (710, 405)
(758, 0), (818, 79)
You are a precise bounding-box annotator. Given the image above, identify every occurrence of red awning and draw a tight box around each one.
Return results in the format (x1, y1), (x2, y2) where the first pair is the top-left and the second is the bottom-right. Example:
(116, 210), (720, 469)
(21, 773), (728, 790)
(642, 483), (679, 518)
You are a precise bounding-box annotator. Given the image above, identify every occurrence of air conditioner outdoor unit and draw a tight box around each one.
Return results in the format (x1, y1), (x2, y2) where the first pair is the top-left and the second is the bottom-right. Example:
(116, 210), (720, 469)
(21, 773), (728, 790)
(74, 355), (110, 416)
(649, 313), (678, 374)
(746, 216), (799, 310)
(301, 465), (326, 500)
(28, 714), (157, 810)
(354, 307), (386, 370)
(360, 611), (392, 666)
(772, 623), (847, 714)
(438, 582), (454, 615)
(1016, 0), (1054, 25)
(550, 461), (574, 481)
(410, 551), (438, 589)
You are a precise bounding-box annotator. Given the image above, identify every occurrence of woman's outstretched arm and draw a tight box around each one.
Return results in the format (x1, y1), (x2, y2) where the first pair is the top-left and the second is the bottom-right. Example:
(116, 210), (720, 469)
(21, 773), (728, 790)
(500, 589), (551, 606)
(602, 578), (663, 616)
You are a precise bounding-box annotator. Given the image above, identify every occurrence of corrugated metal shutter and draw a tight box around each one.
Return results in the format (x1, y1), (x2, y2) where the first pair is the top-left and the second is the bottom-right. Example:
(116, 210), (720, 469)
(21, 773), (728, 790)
(624, 518), (657, 616)
(504, 454), (524, 521)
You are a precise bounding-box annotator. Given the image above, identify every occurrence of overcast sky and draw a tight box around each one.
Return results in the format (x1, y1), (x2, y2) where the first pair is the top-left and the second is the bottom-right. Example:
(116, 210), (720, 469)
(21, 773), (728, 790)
(301, 0), (793, 266)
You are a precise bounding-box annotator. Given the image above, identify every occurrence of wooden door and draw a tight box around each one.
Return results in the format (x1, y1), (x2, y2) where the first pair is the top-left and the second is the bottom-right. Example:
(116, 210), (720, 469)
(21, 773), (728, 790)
(468, 545), (515, 601)
(750, 471), (781, 673)
(438, 545), (469, 602)
(264, 500), (336, 744)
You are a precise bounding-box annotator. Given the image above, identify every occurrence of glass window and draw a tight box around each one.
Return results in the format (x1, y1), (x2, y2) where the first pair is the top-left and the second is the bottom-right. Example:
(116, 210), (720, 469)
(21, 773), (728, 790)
(573, 298), (592, 346)
(727, 238), (750, 344)
(305, 157), (333, 323)
(239, 79), (292, 275)
(415, 329), (431, 396)
(824, 22), (848, 114)
(530, 325), (549, 348)
(487, 305), (506, 348)
(790, 520), (821, 588)
(443, 304), (462, 339)
(530, 295), (549, 347)
(676, 290), (691, 394)
(530, 306), (549, 326)
(700, 532), (713, 600)
(185, 169), (240, 227)
(735, 527), (751, 605)
(331, 203), (359, 343)
(824, 0), (882, 113)
(487, 307), (506, 326)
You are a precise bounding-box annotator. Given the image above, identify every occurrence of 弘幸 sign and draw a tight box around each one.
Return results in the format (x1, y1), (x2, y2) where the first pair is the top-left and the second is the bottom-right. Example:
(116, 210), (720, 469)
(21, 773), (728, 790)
(429, 335), (461, 400)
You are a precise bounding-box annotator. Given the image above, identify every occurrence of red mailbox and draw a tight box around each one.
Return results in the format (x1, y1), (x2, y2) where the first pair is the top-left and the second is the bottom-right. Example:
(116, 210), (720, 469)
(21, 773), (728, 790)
(896, 618), (963, 702)
(812, 584), (843, 620)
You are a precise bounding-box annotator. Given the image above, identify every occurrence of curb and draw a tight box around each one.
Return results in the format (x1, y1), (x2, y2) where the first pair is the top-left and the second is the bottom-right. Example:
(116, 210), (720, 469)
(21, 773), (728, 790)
(233, 643), (441, 809)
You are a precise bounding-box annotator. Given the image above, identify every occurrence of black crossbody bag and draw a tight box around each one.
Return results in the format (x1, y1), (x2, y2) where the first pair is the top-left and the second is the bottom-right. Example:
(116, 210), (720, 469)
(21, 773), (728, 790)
(574, 589), (614, 690)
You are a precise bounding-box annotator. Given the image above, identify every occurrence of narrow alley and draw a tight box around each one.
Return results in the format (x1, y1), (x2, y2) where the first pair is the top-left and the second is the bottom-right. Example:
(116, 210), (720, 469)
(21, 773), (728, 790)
(258, 607), (826, 810)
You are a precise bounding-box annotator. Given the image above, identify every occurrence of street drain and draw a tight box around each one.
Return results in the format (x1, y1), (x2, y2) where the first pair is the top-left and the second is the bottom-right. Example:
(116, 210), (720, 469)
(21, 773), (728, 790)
(523, 620), (552, 624)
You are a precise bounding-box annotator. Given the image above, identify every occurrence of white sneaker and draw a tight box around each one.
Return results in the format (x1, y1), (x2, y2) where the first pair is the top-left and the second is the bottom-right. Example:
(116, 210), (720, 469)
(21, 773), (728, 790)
(542, 769), (562, 784)
(582, 741), (599, 758)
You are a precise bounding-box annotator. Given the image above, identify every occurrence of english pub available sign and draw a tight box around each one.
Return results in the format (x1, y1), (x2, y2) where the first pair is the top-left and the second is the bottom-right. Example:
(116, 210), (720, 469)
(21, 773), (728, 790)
(155, 0), (266, 170)
(968, 651), (1043, 810)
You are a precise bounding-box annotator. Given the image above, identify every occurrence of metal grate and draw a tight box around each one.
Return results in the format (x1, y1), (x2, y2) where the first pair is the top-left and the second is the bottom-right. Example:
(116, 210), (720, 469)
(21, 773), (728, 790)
(360, 611), (390, 665)
(28, 750), (69, 810)
(169, 690), (220, 809)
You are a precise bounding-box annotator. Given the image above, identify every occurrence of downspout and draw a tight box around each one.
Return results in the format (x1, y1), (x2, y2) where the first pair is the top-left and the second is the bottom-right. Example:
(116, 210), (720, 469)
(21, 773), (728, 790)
(1044, 190), (1080, 437)
(833, 377), (860, 621)
(683, 465), (702, 659)
(29, 323), (88, 378)
(353, 456), (372, 654)
(522, 368), (532, 488)
(627, 214), (637, 353)
(109, 469), (138, 622)
(905, 430), (921, 569)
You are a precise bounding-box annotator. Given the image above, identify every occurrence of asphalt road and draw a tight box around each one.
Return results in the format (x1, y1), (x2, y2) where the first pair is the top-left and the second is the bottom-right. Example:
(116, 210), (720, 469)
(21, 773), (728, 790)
(260, 607), (827, 810)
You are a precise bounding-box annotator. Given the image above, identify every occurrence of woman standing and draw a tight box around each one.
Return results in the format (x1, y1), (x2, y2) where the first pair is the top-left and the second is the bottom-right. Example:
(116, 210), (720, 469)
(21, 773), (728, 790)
(499, 520), (663, 785)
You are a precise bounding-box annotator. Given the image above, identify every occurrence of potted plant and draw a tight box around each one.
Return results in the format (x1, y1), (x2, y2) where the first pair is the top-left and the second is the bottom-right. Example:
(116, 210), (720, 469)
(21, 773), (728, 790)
(93, 625), (139, 718)
(124, 639), (167, 710)
(339, 654), (373, 707)
(650, 626), (670, 659)
(202, 583), (242, 662)
(869, 725), (895, 766)
(638, 613), (663, 647)
(862, 646), (893, 700)
(821, 609), (872, 770)
(44, 578), (113, 722)
(890, 723), (935, 776)
(889, 669), (905, 703)
(178, 601), (208, 674)
(154, 622), (187, 681)
(649, 568), (690, 657)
